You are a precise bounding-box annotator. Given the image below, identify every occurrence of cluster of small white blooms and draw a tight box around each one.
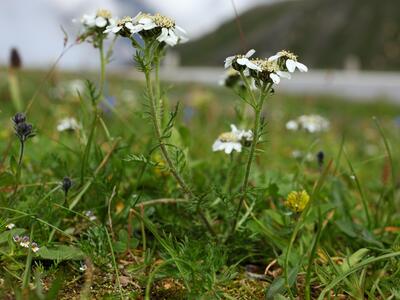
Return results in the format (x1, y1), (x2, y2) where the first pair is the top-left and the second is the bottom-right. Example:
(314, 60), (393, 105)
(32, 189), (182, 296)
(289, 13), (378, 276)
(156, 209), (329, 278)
(105, 12), (188, 46)
(268, 50), (308, 73)
(84, 210), (97, 221)
(224, 49), (307, 86)
(76, 9), (115, 45)
(57, 117), (81, 132)
(291, 150), (314, 161)
(286, 115), (330, 133)
(81, 9), (115, 29)
(212, 124), (253, 154)
(5, 223), (15, 230)
(12, 235), (40, 253)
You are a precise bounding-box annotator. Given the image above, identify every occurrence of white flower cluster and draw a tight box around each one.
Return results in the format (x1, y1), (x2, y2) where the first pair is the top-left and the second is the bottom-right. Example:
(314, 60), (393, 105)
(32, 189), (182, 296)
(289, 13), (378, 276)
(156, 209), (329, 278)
(57, 117), (81, 132)
(77, 9), (115, 45)
(84, 210), (97, 221)
(13, 235), (40, 253)
(286, 115), (330, 133)
(81, 9), (114, 29)
(224, 49), (307, 86)
(105, 12), (188, 46)
(212, 124), (253, 154)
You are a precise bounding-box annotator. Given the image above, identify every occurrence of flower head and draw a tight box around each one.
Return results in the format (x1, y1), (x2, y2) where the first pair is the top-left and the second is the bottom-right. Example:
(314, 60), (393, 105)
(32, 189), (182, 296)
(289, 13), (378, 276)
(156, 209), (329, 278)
(81, 9), (113, 29)
(9, 48), (22, 69)
(286, 190), (310, 212)
(12, 112), (26, 125)
(268, 50), (308, 73)
(130, 12), (188, 46)
(212, 124), (253, 154)
(57, 117), (81, 132)
(5, 223), (15, 230)
(61, 177), (73, 197)
(286, 115), (329, 133)
(30, 242), (40, 253)
(316, 151), (324, 167)
(77, 9), (115, 45)
(225, 49), (261, 73)
(19, 236), (30, 248)
(13, 114), (35, 143)
(250, 59), (283, 84)
(84, 210), (97, 221)
(104, 16), (135, 37)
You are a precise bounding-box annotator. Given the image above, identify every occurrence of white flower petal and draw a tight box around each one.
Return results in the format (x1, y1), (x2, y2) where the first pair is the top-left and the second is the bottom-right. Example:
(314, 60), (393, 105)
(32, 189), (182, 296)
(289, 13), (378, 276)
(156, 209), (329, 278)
(224, 56), (235, 68)
(245, 49), (256, 58)
(125, 22), (135, 31)
(245, 61), (261, 71)
(175, 25), (187, 35)
(236, 57), (248, 66)
(277, 71), (291, 79)
(112, 26), (122, 33)
(224, 143), (234, 154)
(230, 124), (238, 133)
(286, 59), (297, 73)
(286, 120), (299, 131)
(95, 17), (107, 28)
(296, 62), (308, 72)
(268, 53), (283, 62)
(270, 73), (281, 84)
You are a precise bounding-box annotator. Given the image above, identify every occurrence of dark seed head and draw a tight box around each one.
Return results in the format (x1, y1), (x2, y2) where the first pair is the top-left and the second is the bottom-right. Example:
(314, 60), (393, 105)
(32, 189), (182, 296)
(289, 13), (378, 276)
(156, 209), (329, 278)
(10, 48), (22, 69)
(15, 122), (34, 142)
(12, 112), (26, 125)
(317, 151), (324, 167)
(62, 177), (73, 196)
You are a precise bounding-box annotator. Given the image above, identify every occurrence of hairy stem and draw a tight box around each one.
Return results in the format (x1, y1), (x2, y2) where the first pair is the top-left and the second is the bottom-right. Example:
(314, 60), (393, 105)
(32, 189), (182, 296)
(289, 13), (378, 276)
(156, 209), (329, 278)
(143, 54), (215, 236)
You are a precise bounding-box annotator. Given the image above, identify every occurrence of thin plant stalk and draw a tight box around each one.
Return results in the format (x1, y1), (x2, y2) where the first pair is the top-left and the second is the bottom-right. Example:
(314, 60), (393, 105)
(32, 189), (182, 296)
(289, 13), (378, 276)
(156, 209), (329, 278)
(98, 37), (106, 97)
(143, 46), (215, 236)
(230, 76), (271, 235)
(18, 140), (25, 167)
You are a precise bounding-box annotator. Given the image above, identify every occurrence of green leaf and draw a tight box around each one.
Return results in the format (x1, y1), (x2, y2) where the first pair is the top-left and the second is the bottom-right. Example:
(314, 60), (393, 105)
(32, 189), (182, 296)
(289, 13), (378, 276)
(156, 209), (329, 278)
(38, 245), (85, 260)
(265, 265), (299, 299)
(340, 248), (370, 273)
(0, 228), (25, 244)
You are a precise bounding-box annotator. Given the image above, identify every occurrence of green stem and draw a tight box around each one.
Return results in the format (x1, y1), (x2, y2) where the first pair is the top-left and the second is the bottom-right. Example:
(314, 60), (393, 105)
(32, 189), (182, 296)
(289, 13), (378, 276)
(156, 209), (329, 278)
(22, 226), (34, 289)
(105, 226), (123, 299)
(143, 51), (215, 237)
(230, 81), (270, 235)
(18, 140), (24, 167)
(304, 204), (323, 299)
(99, 38), (106, 97)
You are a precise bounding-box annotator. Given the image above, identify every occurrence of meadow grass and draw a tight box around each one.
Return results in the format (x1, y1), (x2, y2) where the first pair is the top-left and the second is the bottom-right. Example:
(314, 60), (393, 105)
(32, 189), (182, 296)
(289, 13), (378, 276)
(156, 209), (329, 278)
(0, 64), (400, 299)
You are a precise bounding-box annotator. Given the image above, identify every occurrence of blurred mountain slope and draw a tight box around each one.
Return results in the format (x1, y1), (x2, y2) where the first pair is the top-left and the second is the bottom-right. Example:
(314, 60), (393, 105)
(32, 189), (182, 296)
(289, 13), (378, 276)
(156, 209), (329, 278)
(177, 0), (400, 70)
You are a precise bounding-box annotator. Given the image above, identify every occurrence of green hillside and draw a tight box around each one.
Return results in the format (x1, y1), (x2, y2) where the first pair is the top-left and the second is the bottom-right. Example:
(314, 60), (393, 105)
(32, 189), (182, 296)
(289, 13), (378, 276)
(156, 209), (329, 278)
(177, 0), (400, 70)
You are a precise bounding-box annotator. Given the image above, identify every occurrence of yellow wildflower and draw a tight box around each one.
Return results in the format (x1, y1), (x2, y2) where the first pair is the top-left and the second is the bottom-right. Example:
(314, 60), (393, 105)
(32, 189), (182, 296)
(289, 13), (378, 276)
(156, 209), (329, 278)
(286, 190), (310, 212)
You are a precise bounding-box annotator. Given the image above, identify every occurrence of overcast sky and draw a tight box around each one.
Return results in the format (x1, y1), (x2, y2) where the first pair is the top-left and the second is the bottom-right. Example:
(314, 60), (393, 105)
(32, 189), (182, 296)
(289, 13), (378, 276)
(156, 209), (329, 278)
(0, 0), (271, 69)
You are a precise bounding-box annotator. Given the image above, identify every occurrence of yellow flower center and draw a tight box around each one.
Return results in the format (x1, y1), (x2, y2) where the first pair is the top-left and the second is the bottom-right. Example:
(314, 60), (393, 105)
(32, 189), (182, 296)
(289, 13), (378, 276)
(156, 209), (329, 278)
(218, 132), (239, 143)
(96, 9), (112, 19)
(253, 59), (279, 73)
(153, 13), (175, 28)
(279, 50), (297, 61)
(118, 16), (132, 26)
